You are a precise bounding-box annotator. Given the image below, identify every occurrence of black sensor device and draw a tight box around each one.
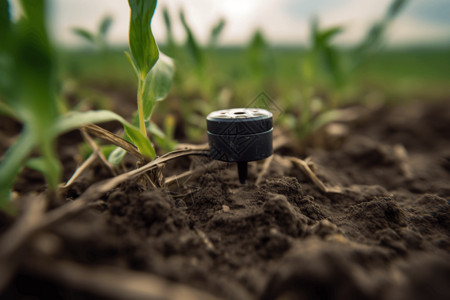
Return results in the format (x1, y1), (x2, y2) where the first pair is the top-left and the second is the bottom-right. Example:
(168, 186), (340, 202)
(207, 108), (273, 184)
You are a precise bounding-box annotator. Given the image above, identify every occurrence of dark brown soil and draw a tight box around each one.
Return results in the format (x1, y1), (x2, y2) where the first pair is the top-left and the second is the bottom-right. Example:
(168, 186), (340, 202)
(1, 100), (450, 300)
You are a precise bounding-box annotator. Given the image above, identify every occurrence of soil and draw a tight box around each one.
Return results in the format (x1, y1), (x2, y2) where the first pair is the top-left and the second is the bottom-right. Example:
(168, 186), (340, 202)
(1, 100), (449, 300)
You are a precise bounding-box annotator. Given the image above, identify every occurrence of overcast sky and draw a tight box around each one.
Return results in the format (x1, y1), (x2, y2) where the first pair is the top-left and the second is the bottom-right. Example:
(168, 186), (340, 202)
(42, 0), (450, 46)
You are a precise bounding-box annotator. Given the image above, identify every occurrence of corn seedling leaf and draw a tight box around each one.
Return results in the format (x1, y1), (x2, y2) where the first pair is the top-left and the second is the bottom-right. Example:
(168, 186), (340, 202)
(148, 121), (165, 137)
(323, 46), (344, 88)
(163, 115), (177, 151)
(54, 110), (155, 159)
(209, 18), (226, 47)
(248, 30), (272, 77)
(179, 9), (204, 69)
(128, 0), (159, 80)
(0, 101), (17, 118)
(99, 15), (113, 37)
(387, 0), (408, 19)
(148, 122), (169, 153)
(100, 144), (117, 158)
(108, 147), (127, 165)
(354, 0), (409, 65)
(164, 115), (176, 139)
(162, 6), (171, 33)
(142, 53), (174, 120)
(162, 6), (174, 45)
(0, 0), (10, 32)
(0, 129), (34, 204)
(147, 119), (177, 153)
(72, 28), (96, 44)
(308, 17), (344, 88)
(26, 157), (53, 176)
(124, 51), (139, 77)
(318, 27), (343, 45)
(311, 109), (343, 131)
(0, 0), (11, 65)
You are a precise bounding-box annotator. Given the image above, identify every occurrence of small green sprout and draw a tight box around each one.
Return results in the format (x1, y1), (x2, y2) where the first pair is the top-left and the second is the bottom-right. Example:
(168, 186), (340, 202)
(72, 15), (113, 51)
(162, 6), (176, 56)
(247, 30), (274, 81)
(209, 18), (226, 49)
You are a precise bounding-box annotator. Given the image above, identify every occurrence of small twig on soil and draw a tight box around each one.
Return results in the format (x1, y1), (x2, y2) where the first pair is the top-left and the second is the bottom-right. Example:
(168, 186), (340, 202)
(288, 156), (343, 194)
(255, 155), (274, 186)
(23, 256), (223, 300)
(393, 144), (413, 179)
(62, 152), (97, 188)
(81, 128), (117, 176)
(62, 128), (119, 189)
(195, 228), (216, 252)
(0, 194), (47, 291)
(83, 124), (146, 161)
(176, 143), (209, 151)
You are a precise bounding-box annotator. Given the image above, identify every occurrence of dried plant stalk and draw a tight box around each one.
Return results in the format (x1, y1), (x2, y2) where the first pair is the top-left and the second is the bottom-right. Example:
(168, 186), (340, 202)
(288, 156), (343, 194)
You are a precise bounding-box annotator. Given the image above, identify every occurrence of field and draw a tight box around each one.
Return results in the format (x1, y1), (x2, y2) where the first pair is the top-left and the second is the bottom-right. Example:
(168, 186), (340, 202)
(1, 1), (450, 299)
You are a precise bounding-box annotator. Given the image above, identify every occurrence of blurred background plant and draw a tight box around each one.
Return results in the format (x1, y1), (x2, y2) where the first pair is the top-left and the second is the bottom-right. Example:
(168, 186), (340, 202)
(72, 15), (113, 52)
(291, 0), (411, 140)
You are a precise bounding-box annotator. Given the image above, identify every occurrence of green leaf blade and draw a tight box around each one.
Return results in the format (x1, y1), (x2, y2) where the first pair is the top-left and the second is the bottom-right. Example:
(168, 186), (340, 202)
(54, 110), (155, 159)
(99, 15), (113, 37)
(124, 51), (139, 77)
(142, 53), (174, 120)
(72, 28), (96, 44)
(180, 9), (204, 69)
(128, 0), (159, 79)
(209, 18), (226, 47)
(0, 129), (35, 205)
(108, 147), (127, 165)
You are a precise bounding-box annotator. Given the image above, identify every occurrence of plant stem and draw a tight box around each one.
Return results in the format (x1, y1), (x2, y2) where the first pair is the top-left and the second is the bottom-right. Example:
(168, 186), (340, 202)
(137, 77), (146, 136)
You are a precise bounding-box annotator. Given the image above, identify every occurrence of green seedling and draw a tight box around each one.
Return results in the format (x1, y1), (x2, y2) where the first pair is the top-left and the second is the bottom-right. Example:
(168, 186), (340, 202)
(309, 17), (344, 90)
(245, 29), (277, 100)
(179, 9), (205, 74)
(175, 9), (228, 141)
(148, 115), (177, 153)
(247, 30), (273, 80)
(178, 9), (226, 87)
(109, 0), (174, 164)
(162, 6), (176, 56)
(209, 18), (226, 49)
(72, 15), (113, 51)
(353, 0), (409, 69)
(0, 0), (168, 211)
(125, 0), (174, 139)
(294, 0), (409, 139)
(304, 0), (409, 94)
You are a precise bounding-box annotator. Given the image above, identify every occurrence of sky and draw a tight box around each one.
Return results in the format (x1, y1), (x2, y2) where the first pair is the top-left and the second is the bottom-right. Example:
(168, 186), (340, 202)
(40, 0), (450, 47)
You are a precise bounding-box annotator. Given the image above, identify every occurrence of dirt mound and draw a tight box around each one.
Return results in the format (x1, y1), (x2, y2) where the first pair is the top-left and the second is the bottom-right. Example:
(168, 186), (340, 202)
(1, 101), (450, 300)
